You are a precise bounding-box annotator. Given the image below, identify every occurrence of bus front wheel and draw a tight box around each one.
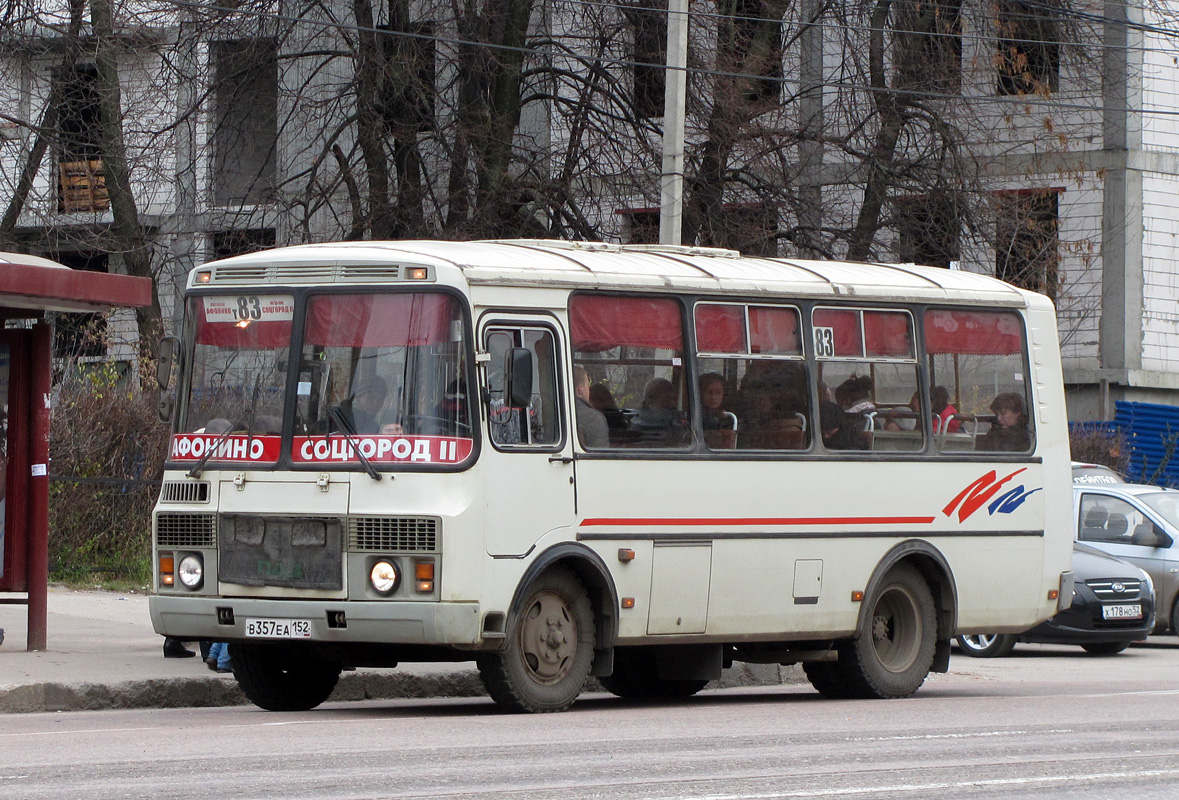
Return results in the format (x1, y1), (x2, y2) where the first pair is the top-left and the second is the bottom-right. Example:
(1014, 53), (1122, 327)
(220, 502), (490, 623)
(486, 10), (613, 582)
(478, 568), (595, 713)
(230, 643), (342, 711)
(838, 564), (937, 699)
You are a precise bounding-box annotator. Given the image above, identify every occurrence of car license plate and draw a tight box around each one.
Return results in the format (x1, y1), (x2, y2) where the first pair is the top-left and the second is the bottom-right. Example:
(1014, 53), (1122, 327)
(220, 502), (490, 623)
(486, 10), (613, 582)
(1102, 604), (1142, 620)
(245, 618), (313, 639)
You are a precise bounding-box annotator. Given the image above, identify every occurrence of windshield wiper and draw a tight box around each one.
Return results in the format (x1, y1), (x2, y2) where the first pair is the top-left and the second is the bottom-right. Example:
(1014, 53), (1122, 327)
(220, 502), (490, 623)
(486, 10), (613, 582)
(186, 422), (237, 479)
(328, 405), (383, 481)
(186, 376), (262, 479)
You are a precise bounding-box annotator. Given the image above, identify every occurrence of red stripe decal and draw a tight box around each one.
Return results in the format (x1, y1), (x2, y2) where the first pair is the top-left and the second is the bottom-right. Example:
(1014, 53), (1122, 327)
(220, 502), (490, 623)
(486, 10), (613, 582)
(578, 516), (937, 527)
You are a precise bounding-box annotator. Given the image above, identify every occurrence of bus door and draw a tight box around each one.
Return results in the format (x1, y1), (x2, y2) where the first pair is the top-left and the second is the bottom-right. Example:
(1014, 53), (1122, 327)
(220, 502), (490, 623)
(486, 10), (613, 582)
(480, 317), (573, 556)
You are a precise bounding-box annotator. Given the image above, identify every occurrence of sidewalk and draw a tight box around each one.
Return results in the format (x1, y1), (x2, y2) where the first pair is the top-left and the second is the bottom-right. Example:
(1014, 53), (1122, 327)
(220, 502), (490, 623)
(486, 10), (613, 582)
(0, 587), (793, 714)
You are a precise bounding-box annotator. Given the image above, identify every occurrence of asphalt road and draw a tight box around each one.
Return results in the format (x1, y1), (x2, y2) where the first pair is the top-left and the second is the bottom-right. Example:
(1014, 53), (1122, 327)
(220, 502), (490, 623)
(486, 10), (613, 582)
(4, 641), (1179, 800)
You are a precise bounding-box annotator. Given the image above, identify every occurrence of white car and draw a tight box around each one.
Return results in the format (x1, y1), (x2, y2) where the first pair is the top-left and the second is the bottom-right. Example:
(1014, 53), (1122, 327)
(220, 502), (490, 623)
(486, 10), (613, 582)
(1073, 474), (1179, 634)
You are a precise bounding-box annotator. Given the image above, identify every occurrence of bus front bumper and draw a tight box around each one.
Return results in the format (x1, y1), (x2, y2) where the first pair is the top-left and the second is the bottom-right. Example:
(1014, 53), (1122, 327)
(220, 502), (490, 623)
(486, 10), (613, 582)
(149, 595), (483, 646)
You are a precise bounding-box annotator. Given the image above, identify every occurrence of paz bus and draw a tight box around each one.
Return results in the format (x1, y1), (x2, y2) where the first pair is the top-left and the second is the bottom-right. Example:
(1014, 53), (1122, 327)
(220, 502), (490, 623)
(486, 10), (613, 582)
(149, 239), (1073, 712)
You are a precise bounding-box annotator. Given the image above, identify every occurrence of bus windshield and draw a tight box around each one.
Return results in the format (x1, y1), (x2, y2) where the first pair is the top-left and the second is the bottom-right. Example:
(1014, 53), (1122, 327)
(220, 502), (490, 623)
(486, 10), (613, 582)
(176, 290), (471, 467)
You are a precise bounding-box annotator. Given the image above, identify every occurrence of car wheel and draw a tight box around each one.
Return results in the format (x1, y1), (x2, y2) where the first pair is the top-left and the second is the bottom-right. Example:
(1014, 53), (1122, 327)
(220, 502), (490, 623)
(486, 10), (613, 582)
(477, 568), (595, 713)
(1080, 641), (1132, 655)
(955, 633), (1017, 658)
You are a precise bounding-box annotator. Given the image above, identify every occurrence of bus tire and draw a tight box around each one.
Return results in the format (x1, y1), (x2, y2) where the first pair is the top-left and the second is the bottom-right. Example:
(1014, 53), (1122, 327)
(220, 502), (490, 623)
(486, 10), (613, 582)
(230, 643), (342, 711)
(955, 633), (1017, 658)
(599, 648), (710, 700)
(802, 661), (855, 699)
(839, 564), (937, 699)
(478, 568), (595, 713)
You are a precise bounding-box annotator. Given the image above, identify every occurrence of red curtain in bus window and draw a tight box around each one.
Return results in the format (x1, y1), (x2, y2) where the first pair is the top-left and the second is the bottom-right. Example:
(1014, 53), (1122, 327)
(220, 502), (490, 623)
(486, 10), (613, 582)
(924, 309), (1023, 355)
(749, 306), (801, 355)
(194, 301), (292, 348)
(863, 311), (913, 358)
(694, 304), (746, 353)
(305, 293), (456, 347)
(811, 308), (862, 357)
(570, 294), (683, 352)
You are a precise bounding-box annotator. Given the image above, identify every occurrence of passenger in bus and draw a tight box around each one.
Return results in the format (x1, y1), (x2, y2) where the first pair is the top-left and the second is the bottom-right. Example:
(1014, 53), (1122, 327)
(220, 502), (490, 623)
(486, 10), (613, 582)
(632, 377), (685, 445)
(930, 386), (960, 433)
(349, 376), (389, 433)
(978, 392), (1032, 451)
(590, 381), (628, 432)
(833, 375), (875, 449)
(700, 372), (737, 449)
(883, 391), (920, 431)
(573, 366), (609, 448)
(735, 361), (806, 449)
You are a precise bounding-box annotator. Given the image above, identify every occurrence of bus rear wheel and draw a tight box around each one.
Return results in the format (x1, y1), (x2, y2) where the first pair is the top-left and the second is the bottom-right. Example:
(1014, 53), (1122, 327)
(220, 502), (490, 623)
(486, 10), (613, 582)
(599, 648), (710, 700)
(478, 568), (595, 713)
(230, 643), (342, 711)
(838, 564), (937, 699)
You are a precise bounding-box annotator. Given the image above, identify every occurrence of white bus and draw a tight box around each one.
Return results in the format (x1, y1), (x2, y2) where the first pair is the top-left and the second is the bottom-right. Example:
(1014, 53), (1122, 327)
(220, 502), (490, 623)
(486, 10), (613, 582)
(150, 239), (1074, 712)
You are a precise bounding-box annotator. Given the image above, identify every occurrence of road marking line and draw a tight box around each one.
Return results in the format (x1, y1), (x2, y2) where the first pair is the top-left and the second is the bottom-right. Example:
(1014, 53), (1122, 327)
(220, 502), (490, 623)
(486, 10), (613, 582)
(849, 728), (1072, 741)
(644, 768), (1179, 800)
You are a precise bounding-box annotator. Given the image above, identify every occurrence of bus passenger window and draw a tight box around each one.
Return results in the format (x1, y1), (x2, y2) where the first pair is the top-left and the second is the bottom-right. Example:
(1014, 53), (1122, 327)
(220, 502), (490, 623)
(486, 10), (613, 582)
(924, 309), (1033, 454)
(695, 303), (809, 452)
(813, 307), (921, 452)
(570, 294), (689, 449)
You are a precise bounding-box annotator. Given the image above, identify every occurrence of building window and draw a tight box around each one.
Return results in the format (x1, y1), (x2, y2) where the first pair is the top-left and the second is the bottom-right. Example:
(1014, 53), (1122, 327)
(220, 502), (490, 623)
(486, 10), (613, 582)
(617, 207), (660, 244)
(624, 1), (666, 118)
(211, 229), (276, 260)
(995, 189), (1058, 300)
(895, 0), (962, 93)
(377, 22), (436, 132)
(895, 194), (960, 268)
(212, 39), (278, 206)
(730, 0), (783, 106)
(50, 252), (109, 358)
(996, 0), (1060, 95)
(56, 65), (108, 213)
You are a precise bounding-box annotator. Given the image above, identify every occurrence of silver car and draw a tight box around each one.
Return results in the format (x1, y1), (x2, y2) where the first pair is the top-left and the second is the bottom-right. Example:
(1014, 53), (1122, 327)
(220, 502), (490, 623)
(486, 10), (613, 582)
(1074, 478), (1179, 634)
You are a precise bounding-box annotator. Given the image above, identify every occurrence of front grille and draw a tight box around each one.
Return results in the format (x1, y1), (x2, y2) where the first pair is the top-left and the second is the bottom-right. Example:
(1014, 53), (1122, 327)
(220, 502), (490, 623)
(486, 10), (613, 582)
(156, 513), (217, 547)
(1086, 578), (1143, 601)
(219, 515), (343, 590)
(348, 516), (439, 552)
(159, 481), (210, 503)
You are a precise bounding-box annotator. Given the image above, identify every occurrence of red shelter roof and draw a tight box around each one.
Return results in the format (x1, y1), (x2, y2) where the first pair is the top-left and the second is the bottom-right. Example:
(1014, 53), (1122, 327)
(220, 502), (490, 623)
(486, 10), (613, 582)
(0, 252), (153, 316)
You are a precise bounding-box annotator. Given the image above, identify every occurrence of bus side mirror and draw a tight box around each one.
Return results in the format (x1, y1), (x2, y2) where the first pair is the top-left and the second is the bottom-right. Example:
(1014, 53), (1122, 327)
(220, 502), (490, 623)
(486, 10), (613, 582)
(504, 348), (533, 409)
(157, 335), (178, 391)
(156, 336), (179, 423)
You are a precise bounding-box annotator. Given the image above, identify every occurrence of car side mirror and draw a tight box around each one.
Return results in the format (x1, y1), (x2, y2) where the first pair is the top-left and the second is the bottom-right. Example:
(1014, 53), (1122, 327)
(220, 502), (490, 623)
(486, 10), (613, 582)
(504, 348), (533, 409)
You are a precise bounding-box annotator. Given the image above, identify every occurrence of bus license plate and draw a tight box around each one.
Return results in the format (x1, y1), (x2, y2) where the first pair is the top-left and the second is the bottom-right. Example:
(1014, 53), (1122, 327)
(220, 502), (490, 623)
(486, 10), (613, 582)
(1102, 604), (1142, 620)
(245, 618), (313, 639)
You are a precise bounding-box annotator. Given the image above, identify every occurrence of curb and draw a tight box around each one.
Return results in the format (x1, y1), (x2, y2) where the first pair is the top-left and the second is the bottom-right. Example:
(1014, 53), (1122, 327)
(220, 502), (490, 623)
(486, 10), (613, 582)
(0, 663), (804, 714)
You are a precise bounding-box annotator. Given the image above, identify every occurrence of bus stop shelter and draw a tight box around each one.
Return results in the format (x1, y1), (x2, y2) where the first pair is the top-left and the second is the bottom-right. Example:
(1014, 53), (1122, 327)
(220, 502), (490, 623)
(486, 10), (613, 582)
(0, 252), (153, 650)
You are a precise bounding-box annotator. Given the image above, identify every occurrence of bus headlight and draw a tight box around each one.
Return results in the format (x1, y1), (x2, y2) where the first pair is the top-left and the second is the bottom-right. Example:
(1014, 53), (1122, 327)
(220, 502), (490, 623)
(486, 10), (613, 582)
(370, 560), (400, 595)
(177, 555), (204, 589)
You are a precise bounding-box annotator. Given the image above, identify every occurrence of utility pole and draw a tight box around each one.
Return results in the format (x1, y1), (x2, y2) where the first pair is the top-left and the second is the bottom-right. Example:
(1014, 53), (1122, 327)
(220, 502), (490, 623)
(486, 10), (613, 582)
(659, 0), (689, 245)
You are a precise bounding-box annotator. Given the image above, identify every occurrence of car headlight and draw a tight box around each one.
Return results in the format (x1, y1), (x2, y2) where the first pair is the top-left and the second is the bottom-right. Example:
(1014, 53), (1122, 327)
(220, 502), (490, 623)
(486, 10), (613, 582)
(370, 560), (400, 595)
(177, 554), (204, 589)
